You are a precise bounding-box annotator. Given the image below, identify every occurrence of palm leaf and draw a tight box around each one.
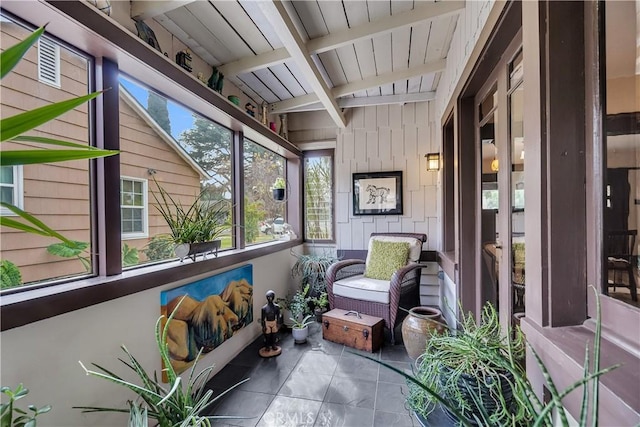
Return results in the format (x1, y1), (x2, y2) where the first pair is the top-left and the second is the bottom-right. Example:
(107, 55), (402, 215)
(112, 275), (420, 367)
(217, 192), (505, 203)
(0, 202), (72, 244)
(1, 148), (118, 166)
(1, 91), (102, 142)
(0, 26), (45, 79)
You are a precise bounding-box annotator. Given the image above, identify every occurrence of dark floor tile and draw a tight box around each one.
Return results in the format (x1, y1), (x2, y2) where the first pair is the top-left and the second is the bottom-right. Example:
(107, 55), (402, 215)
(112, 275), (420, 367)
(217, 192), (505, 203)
(238, 365), (292, 394)
(279, 370), (332, 401)
(379, 343), (412, 363)
(294, 352), (340, 375)
(314, 402), (374, 427)
(256, 395), (322, 427)
(206, 363), (251, 392)
(334, 353), (379, 381)
(310, 337), (345, 355)
(374, 382), (410, 414)
(373, 410), (417, 427)
(341, 347), (380, 361)
(377, 360), (411, 385)
(209, 390), (275, 427)
(324, 377), (376, 409)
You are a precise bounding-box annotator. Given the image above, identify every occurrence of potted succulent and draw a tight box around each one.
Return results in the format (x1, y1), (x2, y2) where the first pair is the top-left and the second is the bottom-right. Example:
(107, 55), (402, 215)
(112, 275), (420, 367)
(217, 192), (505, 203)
(151, 180), (231, 262)
(272, 177), (286, 201)
(288, 287), (314, 343)
(289, 314), (314, 344)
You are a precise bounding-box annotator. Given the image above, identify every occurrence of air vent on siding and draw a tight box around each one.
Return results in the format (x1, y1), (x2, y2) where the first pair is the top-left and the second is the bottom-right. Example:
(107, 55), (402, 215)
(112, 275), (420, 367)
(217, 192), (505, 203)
(38, 38), (60, 87)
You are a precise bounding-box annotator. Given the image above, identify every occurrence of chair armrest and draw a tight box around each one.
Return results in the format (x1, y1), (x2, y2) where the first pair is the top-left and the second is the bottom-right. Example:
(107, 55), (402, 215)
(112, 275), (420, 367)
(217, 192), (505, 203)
(326, 259), (366, 284)
(390, 263), (424, 292)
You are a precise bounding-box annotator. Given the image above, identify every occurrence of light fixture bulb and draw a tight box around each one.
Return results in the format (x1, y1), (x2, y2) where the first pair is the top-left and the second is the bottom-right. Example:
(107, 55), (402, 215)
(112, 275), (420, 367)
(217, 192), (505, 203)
(491, 158), (499, 172)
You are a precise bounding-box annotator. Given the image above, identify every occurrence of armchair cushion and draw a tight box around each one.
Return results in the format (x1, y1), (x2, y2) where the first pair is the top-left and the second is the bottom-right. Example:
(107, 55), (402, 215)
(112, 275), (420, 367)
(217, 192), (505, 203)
(364, 240), (410, 280)
(333, 276), (391, 304)
(366, 235), (423, 263)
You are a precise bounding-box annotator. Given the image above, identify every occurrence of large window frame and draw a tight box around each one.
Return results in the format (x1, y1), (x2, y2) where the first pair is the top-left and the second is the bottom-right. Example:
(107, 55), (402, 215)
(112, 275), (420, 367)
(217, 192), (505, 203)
(0, 2), (303, 331)
(303, 149), (335, 243)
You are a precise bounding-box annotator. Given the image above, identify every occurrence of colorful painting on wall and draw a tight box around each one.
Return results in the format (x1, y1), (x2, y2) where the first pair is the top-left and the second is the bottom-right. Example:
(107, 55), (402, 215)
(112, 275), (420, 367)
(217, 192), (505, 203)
(160, 264), (253, 376)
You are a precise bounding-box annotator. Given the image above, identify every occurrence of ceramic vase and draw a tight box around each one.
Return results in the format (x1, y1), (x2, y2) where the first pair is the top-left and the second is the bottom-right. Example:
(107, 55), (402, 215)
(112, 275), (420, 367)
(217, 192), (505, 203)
(401, 306), (446, 359)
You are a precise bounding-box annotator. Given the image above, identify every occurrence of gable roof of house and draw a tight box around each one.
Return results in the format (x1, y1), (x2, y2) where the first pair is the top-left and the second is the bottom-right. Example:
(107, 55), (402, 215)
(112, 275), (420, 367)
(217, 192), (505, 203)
(119, 86), (210, 180)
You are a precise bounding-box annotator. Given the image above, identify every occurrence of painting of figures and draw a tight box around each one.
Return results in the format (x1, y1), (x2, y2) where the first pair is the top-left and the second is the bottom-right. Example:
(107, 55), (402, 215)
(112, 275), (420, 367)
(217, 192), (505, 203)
(160, 264), (253, 376)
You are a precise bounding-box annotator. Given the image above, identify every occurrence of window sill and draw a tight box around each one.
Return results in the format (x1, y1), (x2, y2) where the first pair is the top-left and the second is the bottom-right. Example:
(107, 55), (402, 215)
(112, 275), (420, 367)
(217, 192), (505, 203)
(0, 238), (301, 331)
(438, 251), (457, 281)
(520, 317), (640, 424)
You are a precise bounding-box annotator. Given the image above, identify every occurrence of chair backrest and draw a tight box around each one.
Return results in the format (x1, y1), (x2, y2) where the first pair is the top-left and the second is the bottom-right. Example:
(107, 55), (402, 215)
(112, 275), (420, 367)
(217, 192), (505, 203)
(366, 232), (427, 264)
(606, 230), (637, 260)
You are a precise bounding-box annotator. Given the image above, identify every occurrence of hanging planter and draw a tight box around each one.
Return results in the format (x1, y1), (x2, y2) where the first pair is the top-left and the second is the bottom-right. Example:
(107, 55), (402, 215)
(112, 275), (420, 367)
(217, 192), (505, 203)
(272, 177), (286, 201)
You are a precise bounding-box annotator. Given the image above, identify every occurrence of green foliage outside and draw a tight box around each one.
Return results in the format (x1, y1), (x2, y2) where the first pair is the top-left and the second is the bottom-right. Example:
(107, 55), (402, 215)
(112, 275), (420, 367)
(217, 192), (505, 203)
(0, 260), (22, 290)
(121, 243), (139, 267)
(243, 199), (262, 243)
(143, 235), (175, 261)
(147, 91), (171, 135)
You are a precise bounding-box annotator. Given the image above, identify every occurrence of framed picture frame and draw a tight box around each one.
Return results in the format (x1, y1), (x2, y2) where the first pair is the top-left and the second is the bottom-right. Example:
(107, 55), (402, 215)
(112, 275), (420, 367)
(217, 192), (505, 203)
(353, 171), (403, 215)
(134, 20), (162, 53)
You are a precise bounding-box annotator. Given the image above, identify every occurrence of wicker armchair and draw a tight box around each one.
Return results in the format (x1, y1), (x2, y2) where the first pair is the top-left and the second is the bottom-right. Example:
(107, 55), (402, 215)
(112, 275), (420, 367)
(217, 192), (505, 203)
(326, 232), (427, 344)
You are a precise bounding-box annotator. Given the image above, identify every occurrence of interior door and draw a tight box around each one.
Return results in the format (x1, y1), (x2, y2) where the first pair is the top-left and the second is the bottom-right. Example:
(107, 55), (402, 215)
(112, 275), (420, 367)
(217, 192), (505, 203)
(477, 46), (524, 333)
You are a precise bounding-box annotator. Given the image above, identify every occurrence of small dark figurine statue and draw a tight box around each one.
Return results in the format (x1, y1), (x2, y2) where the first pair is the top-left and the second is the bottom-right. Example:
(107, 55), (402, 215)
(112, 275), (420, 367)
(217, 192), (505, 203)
(259, 290), (282, 358)
(245, 103), (256, 117)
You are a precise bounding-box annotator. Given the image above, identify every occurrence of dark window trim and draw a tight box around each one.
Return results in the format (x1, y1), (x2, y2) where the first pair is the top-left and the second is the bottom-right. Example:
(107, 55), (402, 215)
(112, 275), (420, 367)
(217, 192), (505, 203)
(0, 239), (301, 331)
(302, 149), (335, 244)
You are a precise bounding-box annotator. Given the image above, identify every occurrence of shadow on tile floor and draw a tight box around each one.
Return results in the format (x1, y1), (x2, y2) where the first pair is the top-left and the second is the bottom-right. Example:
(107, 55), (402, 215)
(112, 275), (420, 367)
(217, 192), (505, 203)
(204, 322), (453, 427)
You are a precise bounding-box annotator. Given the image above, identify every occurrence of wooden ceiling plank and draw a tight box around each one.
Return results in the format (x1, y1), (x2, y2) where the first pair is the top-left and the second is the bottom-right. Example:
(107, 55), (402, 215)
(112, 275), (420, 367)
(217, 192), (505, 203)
(290, 1), (327, 39)
(409, 21), (431, 67)
(165, 8), (235, 64)
(424, 16), (453, 63)
(186, 2), (254, 59)
(258, 0), (346, 128)
(131, 0), (197, 20)
(391, 27), (412, 95)
(268, 63), (308, 97)
(219, 49), (290, 76)
(238, 0), (284, 49)
(156, 14), (220, 64)
(284, 61), (314, 94)
(318, 51), (348, 87)
(269, 58), (446, 111)
(252, 68), (293, 100)
(407, 76), (423, 93)
(217, 0), (464, 77)
(274, 91), (436, 112)
(237, 72), (281, 104)
(213, 1), (274, 54)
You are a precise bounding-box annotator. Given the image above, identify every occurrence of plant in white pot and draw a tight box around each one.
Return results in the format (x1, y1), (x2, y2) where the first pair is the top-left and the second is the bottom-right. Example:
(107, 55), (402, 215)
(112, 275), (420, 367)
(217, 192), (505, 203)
(290, 314), (314, 344)
(151, 180), (231, 262)
(288, 287), (314, 343)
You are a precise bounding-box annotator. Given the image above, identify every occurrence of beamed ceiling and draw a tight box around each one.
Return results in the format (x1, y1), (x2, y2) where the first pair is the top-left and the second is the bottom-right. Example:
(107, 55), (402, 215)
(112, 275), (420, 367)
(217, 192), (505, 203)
(131, 0), (464, 128)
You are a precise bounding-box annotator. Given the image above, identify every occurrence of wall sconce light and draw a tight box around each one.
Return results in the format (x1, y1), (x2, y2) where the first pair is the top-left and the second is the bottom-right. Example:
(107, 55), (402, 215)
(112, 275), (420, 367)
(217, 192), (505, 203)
(425, 153), (440, 171)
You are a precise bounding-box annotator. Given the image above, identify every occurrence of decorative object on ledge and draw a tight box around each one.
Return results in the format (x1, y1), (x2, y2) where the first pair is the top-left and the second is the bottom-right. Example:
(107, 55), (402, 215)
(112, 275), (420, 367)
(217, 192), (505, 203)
(425, 153), (440, 172)
(278, 113), (288, 140)
(245, 102), (256, 117)
(86, 0), (111, 16)
(175, 49), (193, 72)
(207, 66), (219, 90)
(215, 72), (224, 93)
(197, 72), (207, 85)
(352, 171), (403, 215)
(134, 19), (162, 53)
(227, 95), (240, 106)
(269, 121), (277, 132)
(272, 177), (286, 201)
(261, 101), (268, 125)
(174, 240), (221, 262)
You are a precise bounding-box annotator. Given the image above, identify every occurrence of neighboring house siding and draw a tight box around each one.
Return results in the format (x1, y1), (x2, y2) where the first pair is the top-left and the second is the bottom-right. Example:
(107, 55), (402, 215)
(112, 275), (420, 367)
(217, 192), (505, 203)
(118, 97), (201, 259)
(0, 22), (91, 284)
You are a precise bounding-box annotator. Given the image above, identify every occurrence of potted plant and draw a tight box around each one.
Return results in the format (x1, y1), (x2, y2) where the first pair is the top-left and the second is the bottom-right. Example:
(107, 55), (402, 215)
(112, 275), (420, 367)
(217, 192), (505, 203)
(407, 303), (529, 426)
(290, 251), (339, 299)
(309, 291), (328, 322)
(1, 384), (51, 426)
(74, 296), (248, 425)
(151, 180), (231, 262)
(272, 177), (286, 201)
(290, 314), (314, 344)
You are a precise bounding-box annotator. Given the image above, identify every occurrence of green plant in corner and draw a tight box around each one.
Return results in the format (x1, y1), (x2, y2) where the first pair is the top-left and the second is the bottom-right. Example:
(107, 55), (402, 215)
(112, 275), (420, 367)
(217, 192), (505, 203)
(1, 383), (51, 427)
(289, 314), (314, 330)
(74, 296), (248, 426)
(0, 26), (118, 270)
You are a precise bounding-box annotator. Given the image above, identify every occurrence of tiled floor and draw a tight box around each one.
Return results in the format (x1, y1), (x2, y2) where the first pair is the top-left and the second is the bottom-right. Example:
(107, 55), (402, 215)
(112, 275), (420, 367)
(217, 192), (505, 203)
(205, 321), (451, 427)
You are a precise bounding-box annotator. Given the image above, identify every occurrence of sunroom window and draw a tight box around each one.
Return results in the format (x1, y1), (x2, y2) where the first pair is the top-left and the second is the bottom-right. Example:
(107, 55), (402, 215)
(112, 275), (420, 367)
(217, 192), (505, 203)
(0, 166), (23, 215)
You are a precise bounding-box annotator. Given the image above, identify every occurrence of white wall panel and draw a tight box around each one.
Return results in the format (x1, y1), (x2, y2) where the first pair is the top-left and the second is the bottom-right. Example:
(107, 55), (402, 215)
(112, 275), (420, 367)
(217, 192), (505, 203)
(376, 104), (389, 128)
(389, 104), (402, 128)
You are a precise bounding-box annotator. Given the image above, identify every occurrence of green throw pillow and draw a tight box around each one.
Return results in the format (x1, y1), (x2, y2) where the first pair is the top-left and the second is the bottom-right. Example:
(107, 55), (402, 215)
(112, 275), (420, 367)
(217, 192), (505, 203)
(364, 240), (410, 280)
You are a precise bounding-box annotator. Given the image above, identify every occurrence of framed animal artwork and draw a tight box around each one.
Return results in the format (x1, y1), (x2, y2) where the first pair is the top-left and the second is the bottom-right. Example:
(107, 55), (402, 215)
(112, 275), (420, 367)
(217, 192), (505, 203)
(159, 264), (253, 379)
(352, 171), (403, 215)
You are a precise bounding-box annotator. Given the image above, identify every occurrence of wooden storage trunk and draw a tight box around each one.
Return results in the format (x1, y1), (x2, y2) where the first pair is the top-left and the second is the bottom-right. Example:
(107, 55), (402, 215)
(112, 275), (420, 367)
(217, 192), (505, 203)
(322, 309), (384, 352)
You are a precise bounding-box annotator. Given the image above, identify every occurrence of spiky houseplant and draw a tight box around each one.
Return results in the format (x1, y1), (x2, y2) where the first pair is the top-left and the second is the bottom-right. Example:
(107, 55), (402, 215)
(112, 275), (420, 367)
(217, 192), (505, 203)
(75, 296), (248, 426)
(360, 288), (618, 427)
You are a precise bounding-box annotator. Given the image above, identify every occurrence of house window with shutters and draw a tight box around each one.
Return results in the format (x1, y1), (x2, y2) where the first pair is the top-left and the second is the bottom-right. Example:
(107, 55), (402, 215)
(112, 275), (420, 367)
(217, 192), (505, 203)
(38, 37), (60, 87)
